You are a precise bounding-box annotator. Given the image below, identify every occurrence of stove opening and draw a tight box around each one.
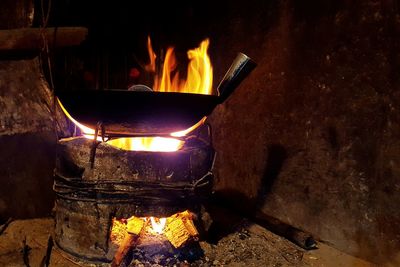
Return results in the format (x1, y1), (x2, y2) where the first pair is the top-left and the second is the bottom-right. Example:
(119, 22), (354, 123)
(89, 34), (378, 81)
(109, 210), (200, 266)
(111, 211), (198, 250)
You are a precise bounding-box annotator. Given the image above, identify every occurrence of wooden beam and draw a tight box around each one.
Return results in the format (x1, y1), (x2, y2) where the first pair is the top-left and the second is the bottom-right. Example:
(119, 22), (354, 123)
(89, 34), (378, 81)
(0, 27), (88, 51)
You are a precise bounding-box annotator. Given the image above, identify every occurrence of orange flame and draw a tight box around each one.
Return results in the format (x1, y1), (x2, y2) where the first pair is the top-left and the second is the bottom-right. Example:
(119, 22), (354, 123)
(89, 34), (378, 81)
(171, 117), (207, 137)
(107, 137), (184, 152)
(57, 98), (95, 135)
(144, 36), (156, 73)
(58, 38), (213, 152)
(151, 38), (213, 95)
(110, 210), (198, 248)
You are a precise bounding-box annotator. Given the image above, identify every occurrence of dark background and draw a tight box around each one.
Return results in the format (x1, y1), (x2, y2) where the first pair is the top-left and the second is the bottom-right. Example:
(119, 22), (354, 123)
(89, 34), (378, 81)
(32, 0), (238, 91)
(0, 0), (399, 265)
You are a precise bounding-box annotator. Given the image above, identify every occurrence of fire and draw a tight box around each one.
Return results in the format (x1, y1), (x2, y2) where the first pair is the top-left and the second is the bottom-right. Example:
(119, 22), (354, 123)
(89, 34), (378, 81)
(171, 117), (207, 137)
(150, 38), (213, 95)
(107, 137), (184, 152)
(110, 210), (198, 248)
(57, 98), (94, 136)
(149, 217), (167, 234)
(144, 36), (156, 73)
(58, 37), (213, 152)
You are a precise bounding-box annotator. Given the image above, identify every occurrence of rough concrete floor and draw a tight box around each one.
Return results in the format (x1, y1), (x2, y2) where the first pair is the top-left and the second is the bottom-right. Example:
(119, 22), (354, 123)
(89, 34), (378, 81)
(0, 218), (375, 267)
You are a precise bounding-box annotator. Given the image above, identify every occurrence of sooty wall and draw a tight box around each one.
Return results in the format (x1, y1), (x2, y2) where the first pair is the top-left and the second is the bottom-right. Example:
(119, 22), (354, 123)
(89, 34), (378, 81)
(208, 0), (400, 265)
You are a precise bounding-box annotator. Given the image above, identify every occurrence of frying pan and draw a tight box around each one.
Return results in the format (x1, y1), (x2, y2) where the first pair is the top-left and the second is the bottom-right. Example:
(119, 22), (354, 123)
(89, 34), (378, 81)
(56, 53), (256, 135)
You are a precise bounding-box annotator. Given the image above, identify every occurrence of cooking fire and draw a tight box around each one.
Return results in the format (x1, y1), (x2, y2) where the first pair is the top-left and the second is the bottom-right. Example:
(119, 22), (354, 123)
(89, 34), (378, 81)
(2, 1), (387, 266)
(57, 37), (212, 153)
(50, 34), (255, 265)
(110, 210), (199, 266)
(48, 31), (254, 266)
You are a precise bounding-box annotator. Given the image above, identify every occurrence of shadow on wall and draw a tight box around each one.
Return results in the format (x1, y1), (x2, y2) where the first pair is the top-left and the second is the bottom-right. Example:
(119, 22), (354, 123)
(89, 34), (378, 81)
(210, 0), (400, 265)
(216, 144), (288, 211)
(0, 133), (56, 221)
(208, 144), (288, 241)
(256, 144), (288, 205)
(214, 144), (288, 210)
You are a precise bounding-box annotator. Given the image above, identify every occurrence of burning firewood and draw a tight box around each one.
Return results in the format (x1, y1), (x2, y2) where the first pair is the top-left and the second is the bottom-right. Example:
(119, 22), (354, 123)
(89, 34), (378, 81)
(164, 211), (199, 248)
(111, 232), (138, 267)
(109, 210), (200, 266)
(111, 217), (145, 267)
(126, 217), (145, 236)
(111, 233), (138, 267)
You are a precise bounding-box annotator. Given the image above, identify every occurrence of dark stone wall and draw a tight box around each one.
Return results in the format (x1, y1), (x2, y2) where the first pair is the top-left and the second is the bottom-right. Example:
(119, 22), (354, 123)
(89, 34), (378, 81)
(0, 133), (56, 219)
(0, 0), (33, 29)
(0, 0), (59, 220)
(209, 0), (400, 264)
(0, 58), (58, 220)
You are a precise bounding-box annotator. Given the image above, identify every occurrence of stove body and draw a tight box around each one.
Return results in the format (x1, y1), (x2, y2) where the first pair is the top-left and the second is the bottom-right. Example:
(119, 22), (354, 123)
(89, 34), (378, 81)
(53, 129), (214, 262)
(53, 53), (255, 263)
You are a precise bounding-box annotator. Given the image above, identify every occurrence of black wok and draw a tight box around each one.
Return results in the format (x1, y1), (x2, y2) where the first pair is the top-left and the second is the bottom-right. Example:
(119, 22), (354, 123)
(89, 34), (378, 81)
(56, 53), (256, 135)
(57, 90), (220, 135)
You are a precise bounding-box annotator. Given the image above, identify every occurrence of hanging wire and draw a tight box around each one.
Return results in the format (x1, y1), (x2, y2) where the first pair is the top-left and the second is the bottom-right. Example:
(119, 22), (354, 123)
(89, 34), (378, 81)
(38, 0), (64, 140)
(40, 0), (54, 90)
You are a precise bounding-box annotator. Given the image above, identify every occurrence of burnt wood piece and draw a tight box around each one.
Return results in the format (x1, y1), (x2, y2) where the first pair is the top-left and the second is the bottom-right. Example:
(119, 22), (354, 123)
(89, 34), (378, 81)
(164, 213), (199, 248)
(206, 197), (316, 250)
(254, 212), (316, 250)
(111, 234), (138, 267)
(0, 27), (88, 52)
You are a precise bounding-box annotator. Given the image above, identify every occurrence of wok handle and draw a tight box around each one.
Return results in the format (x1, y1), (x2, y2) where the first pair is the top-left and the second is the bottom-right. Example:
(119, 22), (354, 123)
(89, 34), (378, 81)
(217, 52), (257, 103)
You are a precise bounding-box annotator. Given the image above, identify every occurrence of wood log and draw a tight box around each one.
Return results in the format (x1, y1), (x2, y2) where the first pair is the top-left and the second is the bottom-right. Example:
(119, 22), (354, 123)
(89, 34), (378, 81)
(111, 234), (138, 267)
(254, 211), (317, 250)
(126, 217), (145, 236)
(0, 27), (88, 52)
(205, 197), (317, 250)
(164, 212), (198, 248)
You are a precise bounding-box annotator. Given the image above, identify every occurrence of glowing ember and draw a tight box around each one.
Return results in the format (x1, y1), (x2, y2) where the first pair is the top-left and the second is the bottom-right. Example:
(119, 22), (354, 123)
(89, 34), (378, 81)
(149, 217), (167, 234)
(110, 210), (198, 248)
(110, 219), (127, 245)
(127, 216), (145, 235)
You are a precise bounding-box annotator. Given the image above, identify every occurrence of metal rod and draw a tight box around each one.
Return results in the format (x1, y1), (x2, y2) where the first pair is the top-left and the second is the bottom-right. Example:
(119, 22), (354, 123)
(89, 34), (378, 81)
(101, 123), (106, 142)
(217, 53), (257, 103)
(105, 132), (187, 140)
(89, 122), (101, 169)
